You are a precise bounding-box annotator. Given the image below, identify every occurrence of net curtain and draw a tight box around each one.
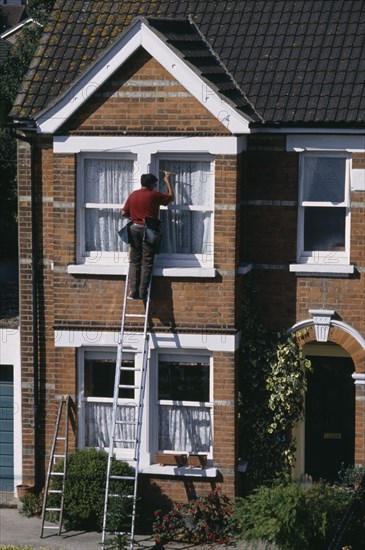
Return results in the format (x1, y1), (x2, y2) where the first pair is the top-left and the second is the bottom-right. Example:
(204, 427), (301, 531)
(84, 158), (134, 252)
(159, 160), (212, 255)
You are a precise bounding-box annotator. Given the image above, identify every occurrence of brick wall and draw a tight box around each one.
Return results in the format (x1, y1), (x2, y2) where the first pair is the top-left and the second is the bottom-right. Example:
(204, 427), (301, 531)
(60, 48), (230, 136)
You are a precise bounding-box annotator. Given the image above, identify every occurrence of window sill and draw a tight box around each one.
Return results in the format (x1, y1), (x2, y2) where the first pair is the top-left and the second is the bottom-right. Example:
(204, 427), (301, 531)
(139, 464), (218, 477)
(290, 263), (355, 276)
(67, 264), (217, 277)
(238, 263), (253, 275)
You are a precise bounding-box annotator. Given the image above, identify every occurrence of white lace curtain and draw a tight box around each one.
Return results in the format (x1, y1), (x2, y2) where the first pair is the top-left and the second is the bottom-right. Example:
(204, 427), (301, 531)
(84, 158), (134, 252)
(158, 405), (212, 453)
(159, 160), (212, 255)
(85, 403), (212, 453)
(85, 402), (135, 448)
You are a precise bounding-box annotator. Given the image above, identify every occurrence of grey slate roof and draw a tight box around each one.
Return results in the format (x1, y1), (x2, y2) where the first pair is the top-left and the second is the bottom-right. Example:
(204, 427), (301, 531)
(10, 0), (365, 126)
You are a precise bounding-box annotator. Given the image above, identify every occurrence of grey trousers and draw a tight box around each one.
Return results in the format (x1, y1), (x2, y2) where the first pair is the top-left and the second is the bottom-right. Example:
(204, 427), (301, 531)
(128, 224), (155, 297)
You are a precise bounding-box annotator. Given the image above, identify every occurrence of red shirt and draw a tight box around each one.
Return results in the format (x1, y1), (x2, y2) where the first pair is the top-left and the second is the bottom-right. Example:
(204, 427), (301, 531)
(122, 187), (172, 224)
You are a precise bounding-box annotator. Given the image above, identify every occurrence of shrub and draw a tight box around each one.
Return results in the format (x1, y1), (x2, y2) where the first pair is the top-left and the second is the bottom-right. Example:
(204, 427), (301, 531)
(153, 488), (233, 545)
(234, 481), (364, 550)
(19, 492), (42, 518)
(49, 448), (134, 532)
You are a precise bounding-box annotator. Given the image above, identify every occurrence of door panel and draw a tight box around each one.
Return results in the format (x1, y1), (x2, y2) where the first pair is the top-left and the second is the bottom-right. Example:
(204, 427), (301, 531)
(0, 365), (14, 489)
(305, 356), (355, 482)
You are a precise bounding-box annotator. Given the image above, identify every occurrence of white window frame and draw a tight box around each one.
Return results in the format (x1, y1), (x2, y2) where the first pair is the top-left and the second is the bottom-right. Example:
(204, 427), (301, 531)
(77, 348), (141, 460)
(76, 152), (138, 265)
(150, 351), (214, 460)
(151, 153), (215, 269)
(297, 152), (351, 265)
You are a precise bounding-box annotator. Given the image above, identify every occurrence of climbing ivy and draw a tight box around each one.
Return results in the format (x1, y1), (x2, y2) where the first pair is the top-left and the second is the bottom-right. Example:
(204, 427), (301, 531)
(238, 286), (312, 493)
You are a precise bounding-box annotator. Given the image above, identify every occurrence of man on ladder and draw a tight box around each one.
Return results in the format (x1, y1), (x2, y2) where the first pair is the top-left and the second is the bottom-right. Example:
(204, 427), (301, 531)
(121, 171), (174, 300)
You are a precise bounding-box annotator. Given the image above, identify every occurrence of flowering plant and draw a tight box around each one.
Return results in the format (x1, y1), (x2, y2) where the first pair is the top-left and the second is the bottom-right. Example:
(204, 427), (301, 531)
(152, 488), (233, 545)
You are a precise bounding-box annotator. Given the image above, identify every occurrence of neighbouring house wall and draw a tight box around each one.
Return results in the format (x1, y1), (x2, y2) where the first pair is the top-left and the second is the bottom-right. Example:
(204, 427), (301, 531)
(242, 134), (365, 467)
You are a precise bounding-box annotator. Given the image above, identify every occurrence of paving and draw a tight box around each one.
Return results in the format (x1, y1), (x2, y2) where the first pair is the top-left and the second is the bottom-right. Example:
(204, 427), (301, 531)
(0, 498), (271, 550)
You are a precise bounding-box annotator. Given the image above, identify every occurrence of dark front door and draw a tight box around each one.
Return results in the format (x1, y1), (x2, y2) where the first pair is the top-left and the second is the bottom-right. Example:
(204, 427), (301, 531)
(305, 356), (355, 482)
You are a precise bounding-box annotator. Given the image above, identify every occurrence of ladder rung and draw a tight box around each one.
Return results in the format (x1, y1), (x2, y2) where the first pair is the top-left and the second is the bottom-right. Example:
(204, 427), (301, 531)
(49, 490), (62, 494)
(114, 439), (134, 443)
(116, 420), (136, 425)
(50, 472), (64, 476)
(113, 531), (132, 536)
(109, 494), (134, 499)
(53, 454), (65, 458)
(119, 384), (139, 389)
(125, 313), (146, 318)
(120, 367), (141, 371)
(56, 437), (66, 441)
(42, 525), (60, 530)
(46, 507), (62, 512)
(110, 475), (135, 481)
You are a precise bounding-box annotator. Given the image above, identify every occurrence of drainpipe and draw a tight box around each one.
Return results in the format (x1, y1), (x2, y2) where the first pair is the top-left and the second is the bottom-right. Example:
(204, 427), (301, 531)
(9, 119), (40, 490)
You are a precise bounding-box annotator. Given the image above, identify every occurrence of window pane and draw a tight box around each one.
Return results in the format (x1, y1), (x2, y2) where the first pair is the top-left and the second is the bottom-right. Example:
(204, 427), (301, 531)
(158, 405), (211, 452)
(84, 159), (134, 203)
(159, 160), (212, 206)
(303, 157), (345, 202)
(85, 402), (135, 448)
(158, 361), (209, 402)
(85, 359), (134, 399)
(304, 207), (346, 251)
(159, 210), (211, 254)
(85, 208), (127, 252)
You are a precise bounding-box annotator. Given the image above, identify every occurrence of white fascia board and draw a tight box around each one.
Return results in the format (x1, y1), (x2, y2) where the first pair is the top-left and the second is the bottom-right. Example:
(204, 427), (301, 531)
(253, 127), (365, 136)
(37, 21), (251, 135)
(287, 134), (365, 152)
(54, 135), (246, 154)
(140, 24), (251, 134)
(36, 23), (143, 134)
(55, 330), (241, 353)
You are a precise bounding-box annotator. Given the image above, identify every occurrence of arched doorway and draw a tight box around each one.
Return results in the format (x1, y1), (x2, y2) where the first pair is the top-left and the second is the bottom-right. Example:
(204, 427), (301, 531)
(304, 351), (355, 482)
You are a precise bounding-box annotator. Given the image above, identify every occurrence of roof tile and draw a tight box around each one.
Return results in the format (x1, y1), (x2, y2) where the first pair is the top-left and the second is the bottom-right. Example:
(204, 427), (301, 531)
(10, 0), (365, 125)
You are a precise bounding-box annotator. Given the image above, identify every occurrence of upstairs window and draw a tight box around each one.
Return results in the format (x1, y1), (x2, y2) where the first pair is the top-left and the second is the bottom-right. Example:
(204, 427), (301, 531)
(155, 156), (214, 267)
(298, 154), (350, 264)
(77, 154), (136, 263)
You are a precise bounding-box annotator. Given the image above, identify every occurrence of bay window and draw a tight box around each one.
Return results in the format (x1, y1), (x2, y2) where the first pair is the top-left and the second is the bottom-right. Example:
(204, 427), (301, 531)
(298, 153), (350, 264)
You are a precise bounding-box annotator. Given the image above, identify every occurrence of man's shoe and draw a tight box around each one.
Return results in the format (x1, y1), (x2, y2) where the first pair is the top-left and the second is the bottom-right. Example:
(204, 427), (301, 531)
(127, 291), (140, 300)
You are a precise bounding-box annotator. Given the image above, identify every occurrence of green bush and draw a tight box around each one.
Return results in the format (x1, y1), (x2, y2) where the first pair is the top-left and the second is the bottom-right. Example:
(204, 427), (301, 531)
(19, 492), (42, 518)
(49, 448), (134, 532)
(234, 481), (364, 550)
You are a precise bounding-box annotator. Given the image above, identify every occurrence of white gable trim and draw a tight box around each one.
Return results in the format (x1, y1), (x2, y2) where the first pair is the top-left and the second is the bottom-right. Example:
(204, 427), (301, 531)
(36, 20), (251, 135)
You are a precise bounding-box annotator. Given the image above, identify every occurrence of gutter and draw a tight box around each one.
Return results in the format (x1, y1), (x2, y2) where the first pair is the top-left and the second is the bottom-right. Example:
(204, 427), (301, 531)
(9, 119), (40, 491)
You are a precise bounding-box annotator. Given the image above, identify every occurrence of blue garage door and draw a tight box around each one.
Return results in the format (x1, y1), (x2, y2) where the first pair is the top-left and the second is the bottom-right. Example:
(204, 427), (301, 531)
(0, 365), (14, 491)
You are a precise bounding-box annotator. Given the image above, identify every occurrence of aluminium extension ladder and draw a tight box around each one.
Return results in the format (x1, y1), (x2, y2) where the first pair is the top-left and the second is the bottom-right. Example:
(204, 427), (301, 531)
(101, 266), (153, 549)
(40, 395), (70, 538)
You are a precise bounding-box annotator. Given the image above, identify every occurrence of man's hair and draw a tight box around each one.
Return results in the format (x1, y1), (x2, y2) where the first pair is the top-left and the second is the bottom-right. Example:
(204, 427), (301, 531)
(141, 173), (158, 187)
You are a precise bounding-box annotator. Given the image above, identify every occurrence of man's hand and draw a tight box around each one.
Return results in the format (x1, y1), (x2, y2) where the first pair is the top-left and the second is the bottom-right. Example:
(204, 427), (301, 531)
(161, 171), (175, 202)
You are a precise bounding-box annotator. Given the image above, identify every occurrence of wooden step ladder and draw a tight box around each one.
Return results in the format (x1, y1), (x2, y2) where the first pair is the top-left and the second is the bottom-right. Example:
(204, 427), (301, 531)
(40, 395), (70, 538)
